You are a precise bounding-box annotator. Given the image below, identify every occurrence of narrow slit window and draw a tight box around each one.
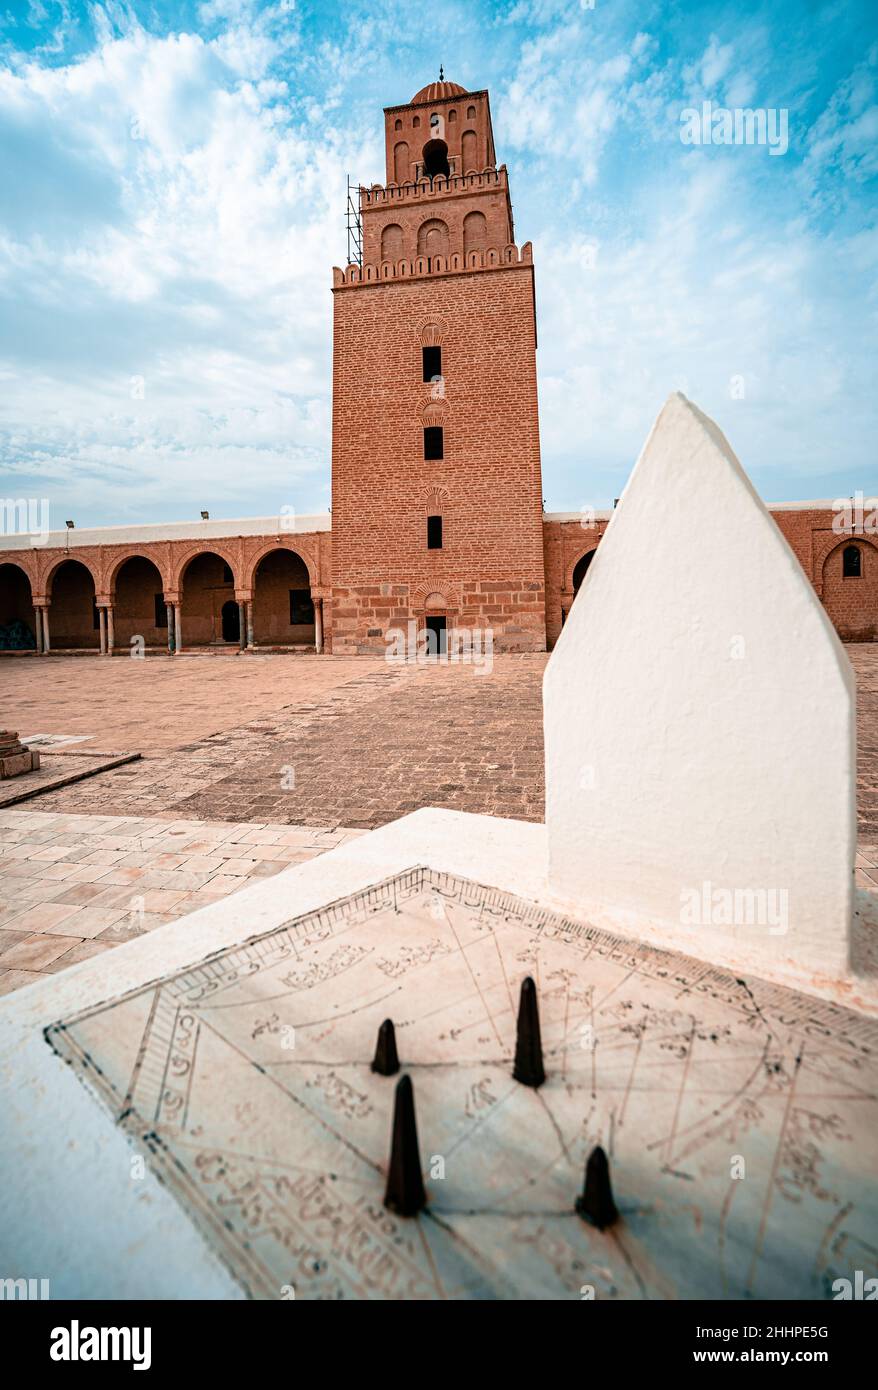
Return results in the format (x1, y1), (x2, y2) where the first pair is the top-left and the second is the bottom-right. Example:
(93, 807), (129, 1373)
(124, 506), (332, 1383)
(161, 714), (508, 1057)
(843, 545), (862, 578)
(427, 515), (443, 549)
(422, 345), (441, 382)
(424, 426), (443, 460)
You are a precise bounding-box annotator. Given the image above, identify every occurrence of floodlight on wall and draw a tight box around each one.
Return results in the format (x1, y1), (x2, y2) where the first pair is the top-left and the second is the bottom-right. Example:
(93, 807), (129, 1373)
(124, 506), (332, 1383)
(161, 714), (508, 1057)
(200, 510), (209, 520)
(65, 520), (75, 529)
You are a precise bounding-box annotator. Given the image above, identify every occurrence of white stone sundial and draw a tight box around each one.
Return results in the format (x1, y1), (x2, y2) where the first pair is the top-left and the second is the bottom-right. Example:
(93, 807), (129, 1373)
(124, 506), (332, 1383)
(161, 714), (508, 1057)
(45, 867), (878, 1301)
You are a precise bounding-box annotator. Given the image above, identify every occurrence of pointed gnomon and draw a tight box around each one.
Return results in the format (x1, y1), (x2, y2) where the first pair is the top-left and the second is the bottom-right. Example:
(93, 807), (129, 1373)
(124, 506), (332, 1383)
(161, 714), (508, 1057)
(371, 1018), (400, 1076)
(575, 1145), (619, 1230)
(512, 975), (546, 1087)
(383, 1074), (427, 1217)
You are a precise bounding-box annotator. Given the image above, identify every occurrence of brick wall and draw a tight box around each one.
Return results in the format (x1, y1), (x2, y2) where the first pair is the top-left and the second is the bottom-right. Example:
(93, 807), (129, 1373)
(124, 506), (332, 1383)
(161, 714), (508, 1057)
(543, 509), (878, 648)
(542, 517), (611, 647)
(774, 509), (878, 641)
(331, 262), (545, 653)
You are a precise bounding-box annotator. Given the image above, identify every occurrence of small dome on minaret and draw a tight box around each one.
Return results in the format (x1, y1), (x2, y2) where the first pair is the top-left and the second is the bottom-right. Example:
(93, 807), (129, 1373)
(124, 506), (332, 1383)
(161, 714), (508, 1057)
(411, 77), (467, 103)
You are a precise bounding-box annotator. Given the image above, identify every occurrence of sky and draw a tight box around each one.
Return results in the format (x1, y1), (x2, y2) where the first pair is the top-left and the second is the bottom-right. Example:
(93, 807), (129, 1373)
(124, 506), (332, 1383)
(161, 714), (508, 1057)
(0, 0), (876, 528)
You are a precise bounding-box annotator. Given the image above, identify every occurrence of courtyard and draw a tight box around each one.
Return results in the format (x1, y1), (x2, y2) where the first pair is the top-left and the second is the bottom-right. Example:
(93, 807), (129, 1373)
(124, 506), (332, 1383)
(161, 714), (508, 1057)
(2, 644), (878, 995)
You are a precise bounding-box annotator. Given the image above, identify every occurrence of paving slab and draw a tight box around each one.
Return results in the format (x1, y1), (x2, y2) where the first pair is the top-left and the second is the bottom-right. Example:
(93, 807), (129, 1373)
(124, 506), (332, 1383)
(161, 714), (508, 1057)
(0, 810), (365, 994)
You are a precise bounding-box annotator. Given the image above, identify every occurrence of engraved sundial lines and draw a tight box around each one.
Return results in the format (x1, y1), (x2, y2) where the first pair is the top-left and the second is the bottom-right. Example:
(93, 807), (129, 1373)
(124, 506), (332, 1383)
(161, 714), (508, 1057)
(45, 868), (878, 1300)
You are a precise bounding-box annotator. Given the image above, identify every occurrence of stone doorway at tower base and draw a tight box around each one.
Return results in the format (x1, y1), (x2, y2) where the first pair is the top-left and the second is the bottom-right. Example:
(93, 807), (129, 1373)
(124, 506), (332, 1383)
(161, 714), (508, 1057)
(424, 614), (447, 655)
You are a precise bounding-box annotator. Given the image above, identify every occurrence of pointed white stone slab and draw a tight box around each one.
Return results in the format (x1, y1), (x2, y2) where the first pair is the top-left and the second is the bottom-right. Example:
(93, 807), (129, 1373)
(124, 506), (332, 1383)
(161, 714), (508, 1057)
(544, 393), (855, 984)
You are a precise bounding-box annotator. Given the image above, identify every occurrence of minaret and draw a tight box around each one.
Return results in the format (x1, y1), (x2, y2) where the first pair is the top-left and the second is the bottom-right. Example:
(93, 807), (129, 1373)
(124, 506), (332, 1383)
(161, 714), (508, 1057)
(330, 74), (546, 654)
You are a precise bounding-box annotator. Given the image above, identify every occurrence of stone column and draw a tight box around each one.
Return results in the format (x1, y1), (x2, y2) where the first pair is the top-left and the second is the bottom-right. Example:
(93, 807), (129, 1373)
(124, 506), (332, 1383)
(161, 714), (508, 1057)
(315, 598), (323, 654)
(246, 602), (254, 649)
(106, 605), (115, 656)
(166, 603), (175, 654)
(42, 607), (51, 653)
(238, 602), (246, 650)
(174, 604), (182, 654)
(98, 607), (107, 656)
(33, 606), (43, 655)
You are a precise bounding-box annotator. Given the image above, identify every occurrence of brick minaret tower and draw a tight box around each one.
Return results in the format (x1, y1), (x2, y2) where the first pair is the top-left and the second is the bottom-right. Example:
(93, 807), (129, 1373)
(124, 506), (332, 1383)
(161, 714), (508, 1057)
(330, 75), (546, 653)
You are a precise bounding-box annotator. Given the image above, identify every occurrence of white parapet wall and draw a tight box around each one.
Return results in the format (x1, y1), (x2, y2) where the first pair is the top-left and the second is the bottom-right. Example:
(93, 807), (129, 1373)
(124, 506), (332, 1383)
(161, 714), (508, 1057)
(543, 393), (856, 983)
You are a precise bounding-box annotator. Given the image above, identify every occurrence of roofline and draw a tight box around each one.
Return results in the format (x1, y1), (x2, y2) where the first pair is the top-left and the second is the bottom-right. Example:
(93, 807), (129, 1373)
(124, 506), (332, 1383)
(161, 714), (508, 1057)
(544, 500), (849, 522)
(0, 513), (331, 552)
(764, 499), (849, 511)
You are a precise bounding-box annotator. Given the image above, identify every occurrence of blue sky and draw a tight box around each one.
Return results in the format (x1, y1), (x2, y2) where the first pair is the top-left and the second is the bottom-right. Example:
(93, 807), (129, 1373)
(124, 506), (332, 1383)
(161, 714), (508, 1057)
(0, 0), (876, 527)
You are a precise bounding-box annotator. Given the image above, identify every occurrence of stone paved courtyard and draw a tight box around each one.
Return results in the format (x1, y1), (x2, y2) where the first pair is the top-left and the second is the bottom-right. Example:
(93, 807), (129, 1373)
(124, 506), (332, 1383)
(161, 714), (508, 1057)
(2, 645), (878, 995)
(3, 651), (546, 826)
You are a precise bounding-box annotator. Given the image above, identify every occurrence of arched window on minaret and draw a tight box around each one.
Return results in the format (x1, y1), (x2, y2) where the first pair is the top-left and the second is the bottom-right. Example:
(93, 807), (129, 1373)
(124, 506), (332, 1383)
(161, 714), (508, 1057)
(461, 129), (478, 172)
(393, 141), (409, 184)
(463, 210), (487, 257)
(417, 219), (449, 257)
(422, 137), (450, 178)
(381, 223), (403, 261)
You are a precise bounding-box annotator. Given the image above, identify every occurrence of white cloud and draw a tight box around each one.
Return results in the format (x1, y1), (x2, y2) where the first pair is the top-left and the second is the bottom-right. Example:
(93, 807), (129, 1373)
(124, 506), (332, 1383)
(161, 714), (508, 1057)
(800, 47), (878, 211)
(0, 11), (381, 522)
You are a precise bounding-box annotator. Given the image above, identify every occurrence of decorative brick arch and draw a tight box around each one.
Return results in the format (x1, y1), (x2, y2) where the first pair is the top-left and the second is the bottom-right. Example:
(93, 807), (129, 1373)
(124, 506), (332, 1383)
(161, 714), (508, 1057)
(818, 535), (878, 641)
(410, 578), (461, 613)
(105, 550), (171, 594)
(416, 218), (449, 258)
(0, 559), (39, 652)
(421, 485), (449, 512)
(417, 398), (448, 425)
(564, 543), (601, 595)
(0, 555), (37, 592)
(43, 552), (100, 595)
(244, 541), (317, 591)
(820, 535), (878, 584)
(173, 543), (240, 592)
(418, 320), (444, 346)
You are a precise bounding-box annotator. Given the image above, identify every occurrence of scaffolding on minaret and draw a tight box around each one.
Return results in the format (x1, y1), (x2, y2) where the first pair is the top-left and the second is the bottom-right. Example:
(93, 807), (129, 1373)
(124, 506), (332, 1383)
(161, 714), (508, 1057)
(346, 175), (363, 268)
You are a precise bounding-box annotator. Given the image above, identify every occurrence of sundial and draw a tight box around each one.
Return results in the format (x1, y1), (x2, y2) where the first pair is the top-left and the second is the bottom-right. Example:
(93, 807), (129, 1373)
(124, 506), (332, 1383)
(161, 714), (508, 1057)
(46, 866), (878, 1300)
